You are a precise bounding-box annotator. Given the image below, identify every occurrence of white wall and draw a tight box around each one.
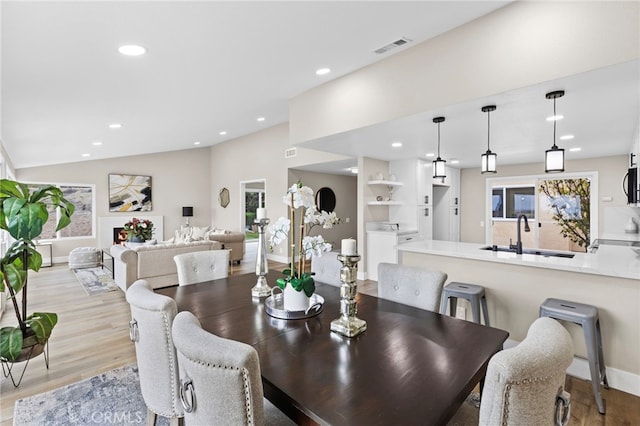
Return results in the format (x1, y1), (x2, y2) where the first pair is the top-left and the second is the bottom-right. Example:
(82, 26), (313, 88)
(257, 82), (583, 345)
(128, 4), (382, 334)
(16, 148), (212, 260)
(290, 1), (639, 143)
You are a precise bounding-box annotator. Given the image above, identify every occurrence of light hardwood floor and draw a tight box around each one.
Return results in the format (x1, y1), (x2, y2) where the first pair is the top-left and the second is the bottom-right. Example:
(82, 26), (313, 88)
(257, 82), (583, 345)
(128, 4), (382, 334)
(1, 248), (638, 425)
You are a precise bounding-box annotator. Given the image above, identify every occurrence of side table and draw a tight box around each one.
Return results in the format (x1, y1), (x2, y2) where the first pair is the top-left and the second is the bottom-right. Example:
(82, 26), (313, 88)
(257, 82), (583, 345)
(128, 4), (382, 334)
(101, 248), (114, 279)
(35, 242), (53, 267)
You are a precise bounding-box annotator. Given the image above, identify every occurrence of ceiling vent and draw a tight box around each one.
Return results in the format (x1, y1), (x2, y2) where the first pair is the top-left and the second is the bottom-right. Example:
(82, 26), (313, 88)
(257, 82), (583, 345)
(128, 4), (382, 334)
(373, 37), (413, 54)
(284, 147), (297, 158)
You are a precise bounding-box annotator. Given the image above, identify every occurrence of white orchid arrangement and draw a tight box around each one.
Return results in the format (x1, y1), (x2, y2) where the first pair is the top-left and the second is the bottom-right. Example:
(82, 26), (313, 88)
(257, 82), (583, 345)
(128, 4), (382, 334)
(268, 182), (339, 296)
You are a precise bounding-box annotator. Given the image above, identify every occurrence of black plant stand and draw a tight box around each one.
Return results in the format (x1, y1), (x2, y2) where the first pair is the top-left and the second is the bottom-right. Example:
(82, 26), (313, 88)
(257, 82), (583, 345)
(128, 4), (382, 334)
(1, 340), (49, 387)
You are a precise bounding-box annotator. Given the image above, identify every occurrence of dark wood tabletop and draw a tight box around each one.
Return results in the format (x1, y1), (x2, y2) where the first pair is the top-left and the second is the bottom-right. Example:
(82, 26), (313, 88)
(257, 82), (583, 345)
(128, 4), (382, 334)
(157, 273), (509, 425)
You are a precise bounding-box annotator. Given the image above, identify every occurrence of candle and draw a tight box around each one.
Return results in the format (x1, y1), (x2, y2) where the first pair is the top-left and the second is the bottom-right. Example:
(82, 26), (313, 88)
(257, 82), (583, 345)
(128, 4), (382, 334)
(256, 208), (267, 220)
(341, 238), (357, 256)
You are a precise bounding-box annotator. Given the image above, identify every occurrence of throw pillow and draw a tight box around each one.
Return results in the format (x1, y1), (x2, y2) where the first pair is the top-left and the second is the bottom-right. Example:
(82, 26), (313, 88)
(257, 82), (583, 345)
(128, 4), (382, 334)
(190, 226), (210, 241)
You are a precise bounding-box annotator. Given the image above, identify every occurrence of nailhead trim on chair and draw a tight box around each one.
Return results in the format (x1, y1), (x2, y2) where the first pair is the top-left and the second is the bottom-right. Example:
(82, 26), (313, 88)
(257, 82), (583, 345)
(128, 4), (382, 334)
(141, 311), (181, 419)
(182, 356), (254, 425)
(502, 374), (559, 426)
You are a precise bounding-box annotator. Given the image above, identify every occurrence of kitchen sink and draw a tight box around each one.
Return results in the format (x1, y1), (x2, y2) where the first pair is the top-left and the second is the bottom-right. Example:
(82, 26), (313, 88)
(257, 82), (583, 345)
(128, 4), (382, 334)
(480, 245), (575, 258)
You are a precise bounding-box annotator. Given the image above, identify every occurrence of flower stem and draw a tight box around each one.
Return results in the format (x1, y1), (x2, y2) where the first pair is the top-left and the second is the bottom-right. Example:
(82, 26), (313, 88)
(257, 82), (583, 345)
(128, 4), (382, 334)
(289, 193), (295, 278)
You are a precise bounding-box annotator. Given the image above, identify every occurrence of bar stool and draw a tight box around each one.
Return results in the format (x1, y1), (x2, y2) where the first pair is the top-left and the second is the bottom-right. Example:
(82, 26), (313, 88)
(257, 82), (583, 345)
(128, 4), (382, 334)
(539, 298), (609, 414)
(439, 282), (489, 326)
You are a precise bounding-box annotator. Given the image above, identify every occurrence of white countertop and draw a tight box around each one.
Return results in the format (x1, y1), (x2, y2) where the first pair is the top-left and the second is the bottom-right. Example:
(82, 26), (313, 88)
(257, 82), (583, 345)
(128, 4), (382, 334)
(397, 240), (640, 280)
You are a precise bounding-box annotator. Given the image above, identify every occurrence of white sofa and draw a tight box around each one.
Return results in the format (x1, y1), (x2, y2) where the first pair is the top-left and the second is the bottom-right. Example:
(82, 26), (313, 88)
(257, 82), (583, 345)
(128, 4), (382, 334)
(110, 240), (222, 291)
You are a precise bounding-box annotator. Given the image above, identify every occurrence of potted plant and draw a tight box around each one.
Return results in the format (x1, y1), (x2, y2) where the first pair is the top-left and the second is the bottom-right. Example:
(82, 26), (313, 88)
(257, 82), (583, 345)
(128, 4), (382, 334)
(0, 179), (74, 363)
(122, 217), (154, 242)
(268, 182), (339, 310)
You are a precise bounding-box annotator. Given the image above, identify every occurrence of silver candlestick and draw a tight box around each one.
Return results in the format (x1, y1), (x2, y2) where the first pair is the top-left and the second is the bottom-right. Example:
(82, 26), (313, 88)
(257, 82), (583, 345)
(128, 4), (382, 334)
(330, 254), (367, 337)
(252, 218), (272, 298)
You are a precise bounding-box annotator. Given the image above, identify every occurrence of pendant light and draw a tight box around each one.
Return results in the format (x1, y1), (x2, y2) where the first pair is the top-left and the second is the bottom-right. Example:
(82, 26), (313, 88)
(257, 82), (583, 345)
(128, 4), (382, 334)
(480, 105), (497, 174)
(432, 116), (446, 179)
(545, 90), (565, 173)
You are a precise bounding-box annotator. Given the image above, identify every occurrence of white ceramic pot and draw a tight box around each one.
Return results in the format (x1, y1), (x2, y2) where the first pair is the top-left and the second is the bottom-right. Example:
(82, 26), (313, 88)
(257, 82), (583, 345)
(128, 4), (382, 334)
(283, 285), (311, 312)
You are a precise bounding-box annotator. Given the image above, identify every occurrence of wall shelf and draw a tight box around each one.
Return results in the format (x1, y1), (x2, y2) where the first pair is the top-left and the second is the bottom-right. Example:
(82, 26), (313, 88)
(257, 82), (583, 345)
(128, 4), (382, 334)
(367, 201), (403, 206)
(367, 180), (404, 186)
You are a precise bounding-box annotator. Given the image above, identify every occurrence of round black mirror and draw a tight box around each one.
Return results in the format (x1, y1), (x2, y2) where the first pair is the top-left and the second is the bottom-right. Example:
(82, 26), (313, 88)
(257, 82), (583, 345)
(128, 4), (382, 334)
(315, 187), (336, 212)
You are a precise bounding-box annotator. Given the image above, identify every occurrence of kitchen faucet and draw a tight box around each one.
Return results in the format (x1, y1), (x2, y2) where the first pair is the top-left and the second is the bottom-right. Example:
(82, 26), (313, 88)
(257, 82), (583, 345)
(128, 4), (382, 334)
(509, 214), (530, 254)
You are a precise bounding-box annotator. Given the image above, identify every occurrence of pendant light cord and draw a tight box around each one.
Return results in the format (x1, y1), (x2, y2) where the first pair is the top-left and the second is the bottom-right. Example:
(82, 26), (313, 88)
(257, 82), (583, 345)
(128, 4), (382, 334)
(437, 122), (441, 157)
(487, 110), (491, 151)
(553, 98), (557, 149)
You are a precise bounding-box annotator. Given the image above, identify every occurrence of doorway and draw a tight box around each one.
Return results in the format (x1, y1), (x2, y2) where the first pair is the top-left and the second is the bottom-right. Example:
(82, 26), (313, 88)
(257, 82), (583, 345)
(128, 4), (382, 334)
(240, 179), (266, 241)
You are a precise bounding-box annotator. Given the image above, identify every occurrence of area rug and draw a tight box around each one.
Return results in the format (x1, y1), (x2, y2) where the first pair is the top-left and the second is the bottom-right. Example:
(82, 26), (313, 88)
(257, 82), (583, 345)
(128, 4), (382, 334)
(13, 364), (170, 425)
(72, 267), (119, 295)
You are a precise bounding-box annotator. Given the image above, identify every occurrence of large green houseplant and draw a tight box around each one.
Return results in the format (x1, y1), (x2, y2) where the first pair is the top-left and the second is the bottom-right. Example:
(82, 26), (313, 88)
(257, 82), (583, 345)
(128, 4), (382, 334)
(0, 179), (74, 362)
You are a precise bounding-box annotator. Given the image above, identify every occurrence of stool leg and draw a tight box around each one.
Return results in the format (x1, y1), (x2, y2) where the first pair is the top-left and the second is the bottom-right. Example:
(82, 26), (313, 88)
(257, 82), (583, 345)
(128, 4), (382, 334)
(439, 293), (448, 315)
(470, 298), (481, 324)
(595, 319), (609, 389)
(449, 297), (458, 319)
(481, 296), (490, 327)
(584, 321), (606, 414)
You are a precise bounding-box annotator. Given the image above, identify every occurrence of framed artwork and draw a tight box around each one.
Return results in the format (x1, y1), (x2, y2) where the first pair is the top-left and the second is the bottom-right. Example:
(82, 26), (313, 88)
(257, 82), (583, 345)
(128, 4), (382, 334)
(109, 174), (152, 212)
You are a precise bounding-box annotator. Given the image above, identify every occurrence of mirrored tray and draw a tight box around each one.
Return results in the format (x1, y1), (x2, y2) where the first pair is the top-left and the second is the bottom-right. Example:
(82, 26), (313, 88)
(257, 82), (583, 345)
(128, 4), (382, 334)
(264, 293), (324, 320)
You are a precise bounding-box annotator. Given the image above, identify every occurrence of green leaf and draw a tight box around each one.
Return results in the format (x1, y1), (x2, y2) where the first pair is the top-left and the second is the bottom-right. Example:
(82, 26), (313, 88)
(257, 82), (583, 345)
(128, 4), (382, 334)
(0, 327), (23, 361)
(301, 274), (316, 297)
(3, 262), (27, 294)
(276, 278), (287, 290)
(26, 312), (58, 343)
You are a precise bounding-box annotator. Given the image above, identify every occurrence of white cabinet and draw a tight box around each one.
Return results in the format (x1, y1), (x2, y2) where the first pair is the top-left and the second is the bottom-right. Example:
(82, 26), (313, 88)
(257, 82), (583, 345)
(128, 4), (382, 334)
(366, 231), (399, 281)
(433, 166), (460, 242)
(389, 159), (432, 238)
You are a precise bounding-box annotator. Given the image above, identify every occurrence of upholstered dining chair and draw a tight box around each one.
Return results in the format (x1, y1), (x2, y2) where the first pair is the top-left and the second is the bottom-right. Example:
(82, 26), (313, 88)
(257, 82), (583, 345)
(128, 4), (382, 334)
(448, 316), (574, 426)
(125, 279), (183, 426)
(310, 250), (342, 287)
(173, 249), (230, 286)
(377, 263), (447, 312)
(171, 311), (295, 425)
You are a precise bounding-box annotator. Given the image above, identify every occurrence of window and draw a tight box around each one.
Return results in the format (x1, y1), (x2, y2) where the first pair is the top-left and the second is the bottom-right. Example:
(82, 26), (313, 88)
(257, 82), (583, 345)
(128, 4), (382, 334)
(33, 184), (95, 240)
(492, 186), (536, 219)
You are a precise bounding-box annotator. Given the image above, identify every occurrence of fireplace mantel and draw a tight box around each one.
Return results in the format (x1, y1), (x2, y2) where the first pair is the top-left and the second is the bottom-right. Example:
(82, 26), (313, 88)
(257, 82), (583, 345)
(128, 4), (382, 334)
(99, 216), (164, 248)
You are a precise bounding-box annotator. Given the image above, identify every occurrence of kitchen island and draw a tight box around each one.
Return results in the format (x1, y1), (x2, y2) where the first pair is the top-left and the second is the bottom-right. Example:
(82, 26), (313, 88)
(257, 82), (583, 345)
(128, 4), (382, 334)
(397, 239), (640, 396)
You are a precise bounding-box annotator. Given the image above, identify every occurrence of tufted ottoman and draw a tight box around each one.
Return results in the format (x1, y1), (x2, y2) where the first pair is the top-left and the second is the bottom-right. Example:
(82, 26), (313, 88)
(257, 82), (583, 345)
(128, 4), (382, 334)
(68, 247), (101, 269)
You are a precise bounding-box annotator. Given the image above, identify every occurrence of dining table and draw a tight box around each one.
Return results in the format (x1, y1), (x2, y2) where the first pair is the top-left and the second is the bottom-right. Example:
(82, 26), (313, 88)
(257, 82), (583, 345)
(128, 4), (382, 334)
(156, 273), (509, 425)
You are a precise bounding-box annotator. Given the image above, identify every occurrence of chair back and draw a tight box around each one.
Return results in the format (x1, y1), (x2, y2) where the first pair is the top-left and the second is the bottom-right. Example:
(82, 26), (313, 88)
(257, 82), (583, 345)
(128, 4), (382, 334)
(377, 263), (447, 312)
(311, 251), (342, 287)
(125, 279), (183, 419)
(479, 316), (574, 426)
(174, 249), (230, 286)
(171, 311), (265, 425)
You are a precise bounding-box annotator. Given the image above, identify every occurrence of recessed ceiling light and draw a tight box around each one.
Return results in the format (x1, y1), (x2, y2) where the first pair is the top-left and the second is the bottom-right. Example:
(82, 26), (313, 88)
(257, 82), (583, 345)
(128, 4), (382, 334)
(92, 141), (103, 146)
(569, 147), (582, 152)
(219, 131), (227, 136)
(257, 117), (265, 122)
(81, 153), (91, 157)
(391, 141), (403, 148)
(451, 160), (460, 164)
(118, 45), (146, 56)
(316, 68), (331, 76)
(349, 167), (358, 174)
(560, 134), (574, 140)
(426, 153), (435, 157)
(546, 114), (564, 121)
(194, 141), (201, 145)
(109, 123), (122, 129)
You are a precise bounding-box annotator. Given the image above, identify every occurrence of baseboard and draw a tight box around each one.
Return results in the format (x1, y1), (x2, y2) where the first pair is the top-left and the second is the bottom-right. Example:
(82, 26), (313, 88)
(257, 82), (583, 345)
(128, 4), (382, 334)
(267, 254), (289, 264)
(504, 338), (639, 397)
